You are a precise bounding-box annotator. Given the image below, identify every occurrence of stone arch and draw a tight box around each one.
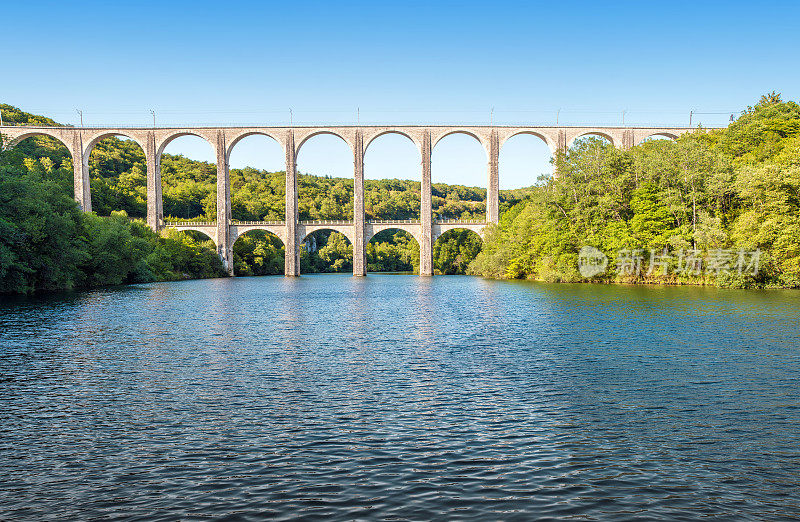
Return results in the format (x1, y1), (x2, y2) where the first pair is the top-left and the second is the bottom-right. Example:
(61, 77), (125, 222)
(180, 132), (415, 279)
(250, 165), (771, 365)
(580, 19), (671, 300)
(568, 131), (615, 148)
(433, 225), (485, 243)
(156, 131), (216, 160)
(432, 129), (489, 159)
(366, 223), (423, 245)
(500, 130), (554, 154)
(232, 228), (286, 276)
(300, 225), (355, 245)
(637, 131), (679, 145)
(7, 130), (71, 151)
(232, 227), (285, 247)
(364, 129), (421, 155)
(499, 132), (556, 186)
(432, 227), (483, 275)
(84, 132), (149, 217)
(295, 130), (353, 157)
(365, 227), (421, 274)
(230, 224), (287, 245)
(83, 131), (146, 158)
(171, 227), (217, 247)
(225, 131), (285, 165)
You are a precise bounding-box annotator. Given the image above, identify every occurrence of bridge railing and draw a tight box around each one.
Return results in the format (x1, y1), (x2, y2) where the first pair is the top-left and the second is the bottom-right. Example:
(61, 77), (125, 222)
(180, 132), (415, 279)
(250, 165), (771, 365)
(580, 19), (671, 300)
(233, 220), (285, 225)
(164, 219), (487, 227)
(165, 221), (216, 226)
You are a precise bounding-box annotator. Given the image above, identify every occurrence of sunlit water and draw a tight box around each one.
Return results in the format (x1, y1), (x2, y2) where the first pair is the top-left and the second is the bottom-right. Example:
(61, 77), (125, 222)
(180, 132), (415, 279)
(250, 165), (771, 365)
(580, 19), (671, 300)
(1, 275), (799, 520)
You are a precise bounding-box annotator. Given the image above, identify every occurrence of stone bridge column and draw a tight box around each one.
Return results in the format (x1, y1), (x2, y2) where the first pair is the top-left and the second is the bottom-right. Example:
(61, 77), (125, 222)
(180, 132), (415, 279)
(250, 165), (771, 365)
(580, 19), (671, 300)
(72, 132), (91, 212)
(145, 131), (163, 231)
(553, 129), (568, 179)
(215, 131), (233, 275)
(285, 131), (300, 276)
(420, 130), (433, 276)
(487, 129), (499, 224)
(353, 129), (366, 276)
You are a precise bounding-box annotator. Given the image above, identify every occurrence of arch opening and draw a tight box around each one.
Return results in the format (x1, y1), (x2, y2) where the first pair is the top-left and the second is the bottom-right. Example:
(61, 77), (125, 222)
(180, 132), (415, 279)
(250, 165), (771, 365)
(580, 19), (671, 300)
(639, 133), (678, 145)
(364, 132), (421, 220)
(87, 135), (147, 218)
(233, 229), (285, 276)
(432, 132), (487, 221)
(500, 133), (554, 189)
(570, 133), (613, 149)
(366, 229), (420, 274)
(160, 135), (217, 221)
(300, 229), (353, 273)
(228, 134), (285, 221)
(5, 134), (74, 198)
(296, 133), (353, 222)
(433, 228), (483, 275)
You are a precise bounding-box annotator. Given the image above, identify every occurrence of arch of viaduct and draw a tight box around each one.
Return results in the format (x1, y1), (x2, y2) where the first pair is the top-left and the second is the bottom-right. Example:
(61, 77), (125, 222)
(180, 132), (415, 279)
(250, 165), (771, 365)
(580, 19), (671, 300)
(1, 124), (700, 276)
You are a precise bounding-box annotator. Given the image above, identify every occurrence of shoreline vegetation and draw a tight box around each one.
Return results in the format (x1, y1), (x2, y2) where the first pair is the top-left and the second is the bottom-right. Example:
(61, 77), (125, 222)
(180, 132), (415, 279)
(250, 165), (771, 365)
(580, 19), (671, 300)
(470, 92), (800, 290)
(2, 93), (800, 294)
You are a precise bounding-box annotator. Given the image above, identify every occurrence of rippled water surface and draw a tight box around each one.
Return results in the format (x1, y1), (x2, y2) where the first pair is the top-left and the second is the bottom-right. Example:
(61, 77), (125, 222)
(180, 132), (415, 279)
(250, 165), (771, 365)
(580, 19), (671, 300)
(1, 275), (799, 520)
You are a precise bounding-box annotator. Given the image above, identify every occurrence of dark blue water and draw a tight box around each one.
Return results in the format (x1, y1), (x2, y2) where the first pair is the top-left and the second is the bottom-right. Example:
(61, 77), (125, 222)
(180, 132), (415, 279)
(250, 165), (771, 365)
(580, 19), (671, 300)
(1, 275), (799, 520)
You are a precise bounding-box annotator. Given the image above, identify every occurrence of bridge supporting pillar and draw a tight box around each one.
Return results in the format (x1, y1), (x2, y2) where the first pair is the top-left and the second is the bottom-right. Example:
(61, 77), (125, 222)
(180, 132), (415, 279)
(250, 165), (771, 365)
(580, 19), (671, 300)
(285, 131), (300, 276)
(487, 129), (499, 224)
(420, 130), (433, 276)
(622, 129), (635, 150)
(72, 132), (91, 212)
(553, 129), (568, 179)
(215, 131), (233, 275)
(145, 131), (163, 231)
(353, 130), (366, 276)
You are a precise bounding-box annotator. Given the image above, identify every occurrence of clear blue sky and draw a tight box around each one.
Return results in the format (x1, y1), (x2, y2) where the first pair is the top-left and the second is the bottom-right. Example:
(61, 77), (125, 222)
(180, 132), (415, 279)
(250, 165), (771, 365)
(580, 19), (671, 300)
(3, 0), (799, 188)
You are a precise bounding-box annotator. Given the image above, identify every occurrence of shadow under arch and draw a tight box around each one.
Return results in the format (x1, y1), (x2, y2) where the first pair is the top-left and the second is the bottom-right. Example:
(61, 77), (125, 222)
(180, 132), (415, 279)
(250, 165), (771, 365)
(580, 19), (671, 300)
(232, 229), (285, 276)
(432, 228), (483, 275)
(366, 228), (420, 274)
(87, 134), (148, 217)
(301, 228), (353, 274)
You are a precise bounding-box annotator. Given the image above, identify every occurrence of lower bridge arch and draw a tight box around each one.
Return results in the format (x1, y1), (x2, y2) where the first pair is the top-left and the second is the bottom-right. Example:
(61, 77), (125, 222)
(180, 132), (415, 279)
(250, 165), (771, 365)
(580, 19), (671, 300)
(232, 228), (286, 276)
(432, 227), (485, 275)
(365, 227), (420, 274)
(165, 225), (218, 247)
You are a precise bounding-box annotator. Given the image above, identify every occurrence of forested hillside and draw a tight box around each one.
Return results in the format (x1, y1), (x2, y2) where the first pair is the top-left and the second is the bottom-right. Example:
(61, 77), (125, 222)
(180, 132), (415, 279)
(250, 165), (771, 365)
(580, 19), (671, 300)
(469, 93), (800, 289)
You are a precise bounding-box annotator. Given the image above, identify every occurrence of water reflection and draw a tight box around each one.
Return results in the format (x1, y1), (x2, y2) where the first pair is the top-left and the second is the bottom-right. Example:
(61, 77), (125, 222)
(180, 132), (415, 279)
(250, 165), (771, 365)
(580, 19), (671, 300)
(0, 276), (798, 519)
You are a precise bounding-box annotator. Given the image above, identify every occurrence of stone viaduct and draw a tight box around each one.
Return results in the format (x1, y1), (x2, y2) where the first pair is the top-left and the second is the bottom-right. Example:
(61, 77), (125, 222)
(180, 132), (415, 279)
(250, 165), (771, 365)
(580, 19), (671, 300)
(1, 124), (697, 276)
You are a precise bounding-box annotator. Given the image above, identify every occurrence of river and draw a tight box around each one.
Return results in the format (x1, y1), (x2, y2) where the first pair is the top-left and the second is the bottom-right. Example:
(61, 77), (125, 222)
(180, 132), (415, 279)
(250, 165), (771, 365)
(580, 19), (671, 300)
(1, 274), (799, 519)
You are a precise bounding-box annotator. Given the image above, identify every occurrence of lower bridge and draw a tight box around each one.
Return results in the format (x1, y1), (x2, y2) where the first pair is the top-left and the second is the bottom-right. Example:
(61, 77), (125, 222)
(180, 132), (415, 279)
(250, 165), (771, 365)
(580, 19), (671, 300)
(166, 220), (487, 276)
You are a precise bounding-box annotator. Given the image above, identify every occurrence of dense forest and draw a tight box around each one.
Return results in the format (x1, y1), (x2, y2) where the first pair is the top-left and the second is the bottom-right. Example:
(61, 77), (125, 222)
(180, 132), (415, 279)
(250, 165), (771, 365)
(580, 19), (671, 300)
(0, 104), (501, 292)
(469, 93), (800, 289)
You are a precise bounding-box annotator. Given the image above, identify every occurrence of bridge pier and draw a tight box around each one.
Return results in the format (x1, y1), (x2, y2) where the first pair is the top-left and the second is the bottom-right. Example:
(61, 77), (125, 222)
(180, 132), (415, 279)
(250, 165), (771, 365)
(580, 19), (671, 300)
(215, 131), (233, 275)
(285, 131), (300, 276)
(420, 130), (433, 276)
(72, 132), (91, 212)
(353, 130), (366, 276)
(146, 131), (163, 231)
(487, 130), (499, 224)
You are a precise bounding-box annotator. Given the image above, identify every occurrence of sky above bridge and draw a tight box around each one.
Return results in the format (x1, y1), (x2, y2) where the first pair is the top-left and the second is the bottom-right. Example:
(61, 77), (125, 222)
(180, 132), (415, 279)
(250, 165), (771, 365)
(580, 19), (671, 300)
(3, 0), (799, 188)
